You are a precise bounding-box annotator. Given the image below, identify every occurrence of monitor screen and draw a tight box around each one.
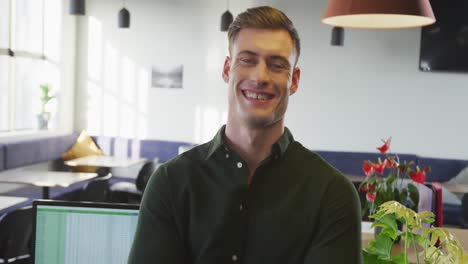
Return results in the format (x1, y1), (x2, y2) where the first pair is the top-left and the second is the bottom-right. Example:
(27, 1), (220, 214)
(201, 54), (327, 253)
(419, 0), (468, 72)
(32, 201), (139, 264)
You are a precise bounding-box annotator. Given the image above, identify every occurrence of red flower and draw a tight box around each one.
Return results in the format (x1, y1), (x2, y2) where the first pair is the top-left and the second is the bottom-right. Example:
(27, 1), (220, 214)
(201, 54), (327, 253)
(366, 192), (377, 202)
(386, 157), (398, 169)
(410, 169), (426, 184)
(362, 161), (374, 176)
(361, 184), (376, 192)
(373, 159), (387, 175)
(377, 137), (392, 154)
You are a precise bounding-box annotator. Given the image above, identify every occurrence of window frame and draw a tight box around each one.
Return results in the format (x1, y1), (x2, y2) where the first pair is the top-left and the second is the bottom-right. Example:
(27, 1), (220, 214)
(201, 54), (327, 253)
(0, 0), (62, 135)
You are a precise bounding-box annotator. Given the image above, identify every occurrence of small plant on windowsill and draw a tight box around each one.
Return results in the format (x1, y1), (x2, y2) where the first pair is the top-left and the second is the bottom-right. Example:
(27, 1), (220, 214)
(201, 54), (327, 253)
(360, 137), (431, 220)
(363, 201), (468, 264)
(38, 84), (55, 130)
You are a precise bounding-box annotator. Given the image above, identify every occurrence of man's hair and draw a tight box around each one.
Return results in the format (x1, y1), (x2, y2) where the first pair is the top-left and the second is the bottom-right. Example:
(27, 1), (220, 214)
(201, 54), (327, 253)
(227, 6), (301, 65)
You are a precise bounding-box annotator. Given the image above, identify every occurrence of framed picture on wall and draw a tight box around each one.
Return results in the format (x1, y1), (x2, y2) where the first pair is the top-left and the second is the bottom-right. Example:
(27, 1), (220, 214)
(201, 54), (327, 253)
(151, 64), (183, 89)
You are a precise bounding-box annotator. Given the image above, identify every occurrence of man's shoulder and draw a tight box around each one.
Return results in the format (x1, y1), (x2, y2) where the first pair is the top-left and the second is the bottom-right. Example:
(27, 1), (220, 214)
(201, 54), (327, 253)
(288, 141), (351, 185)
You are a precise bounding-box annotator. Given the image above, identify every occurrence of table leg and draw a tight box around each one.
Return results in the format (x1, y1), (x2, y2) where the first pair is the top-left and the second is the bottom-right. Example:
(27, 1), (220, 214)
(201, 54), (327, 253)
(43, 187), (50, 199)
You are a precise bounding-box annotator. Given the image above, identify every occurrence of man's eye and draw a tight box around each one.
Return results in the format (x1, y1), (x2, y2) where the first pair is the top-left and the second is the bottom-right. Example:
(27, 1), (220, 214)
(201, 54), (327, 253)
(270, 63), (288, 70)
(239, 58), (254, 64)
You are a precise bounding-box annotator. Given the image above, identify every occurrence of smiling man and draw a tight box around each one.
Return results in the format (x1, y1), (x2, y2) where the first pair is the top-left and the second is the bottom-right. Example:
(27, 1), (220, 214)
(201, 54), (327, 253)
(129, 6), (361, 264)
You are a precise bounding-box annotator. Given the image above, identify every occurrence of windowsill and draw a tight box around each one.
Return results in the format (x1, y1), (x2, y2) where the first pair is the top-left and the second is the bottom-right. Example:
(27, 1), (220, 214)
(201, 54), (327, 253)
(0, 129), (71, 143)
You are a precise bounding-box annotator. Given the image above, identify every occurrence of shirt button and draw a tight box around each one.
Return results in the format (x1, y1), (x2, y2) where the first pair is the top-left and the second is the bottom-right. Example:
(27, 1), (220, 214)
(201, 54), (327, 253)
(225, 153), (230, 159)
(274, 154), (279, 159)
(232, 254), (238, 261)
(237, 162), (243, 168)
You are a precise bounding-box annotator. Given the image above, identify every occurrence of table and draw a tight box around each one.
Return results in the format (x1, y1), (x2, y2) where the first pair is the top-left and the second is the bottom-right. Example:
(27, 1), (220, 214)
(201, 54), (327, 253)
(64, 155), (145, 168)
(0, 196), (29, 212)
(0, 170), (97, 199)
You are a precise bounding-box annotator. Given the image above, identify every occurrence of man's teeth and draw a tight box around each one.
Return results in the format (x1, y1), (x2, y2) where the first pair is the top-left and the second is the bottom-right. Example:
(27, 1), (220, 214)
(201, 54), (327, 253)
(244, 91), (269, 100)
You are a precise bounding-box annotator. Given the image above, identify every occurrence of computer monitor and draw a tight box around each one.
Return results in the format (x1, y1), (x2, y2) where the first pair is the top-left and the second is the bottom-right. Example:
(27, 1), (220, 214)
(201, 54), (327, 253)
(32, 200), (139, 264)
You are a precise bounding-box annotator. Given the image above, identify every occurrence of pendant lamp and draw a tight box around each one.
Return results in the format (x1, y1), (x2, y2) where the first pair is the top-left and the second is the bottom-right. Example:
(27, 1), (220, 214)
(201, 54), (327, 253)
(118, 8), (130, 28)
(118, 0), (130, 28)
(220, 0), (233, 31)
(70, 0), (85, 15)
(322, 0), (435, 29)
(331, 27), (344, 46)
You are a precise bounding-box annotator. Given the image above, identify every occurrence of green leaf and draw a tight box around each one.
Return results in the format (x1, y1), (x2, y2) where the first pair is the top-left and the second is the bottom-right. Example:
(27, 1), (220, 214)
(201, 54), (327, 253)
(366, 235), (394, 261)
(407, 183), (419, 209)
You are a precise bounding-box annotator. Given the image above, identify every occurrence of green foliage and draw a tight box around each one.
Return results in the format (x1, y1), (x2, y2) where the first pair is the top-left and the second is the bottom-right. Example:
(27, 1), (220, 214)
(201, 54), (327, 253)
(39, 84), (55, 112)
(363, 201), (468, 264)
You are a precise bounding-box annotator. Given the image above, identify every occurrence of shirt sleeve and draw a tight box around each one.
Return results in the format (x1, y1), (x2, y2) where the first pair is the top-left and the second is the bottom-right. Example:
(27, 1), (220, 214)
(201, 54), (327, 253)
(303, 173), (362, 264)
(128, 164), (190, 264)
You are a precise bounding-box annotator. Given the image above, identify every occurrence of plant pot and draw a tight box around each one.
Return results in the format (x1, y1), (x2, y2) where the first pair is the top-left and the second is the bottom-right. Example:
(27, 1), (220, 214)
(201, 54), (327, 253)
(37, 112), (51, 130)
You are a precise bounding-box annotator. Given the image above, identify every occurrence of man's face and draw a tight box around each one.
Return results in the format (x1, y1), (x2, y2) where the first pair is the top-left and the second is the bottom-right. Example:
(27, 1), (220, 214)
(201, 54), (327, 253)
(223, 28), (300, 129)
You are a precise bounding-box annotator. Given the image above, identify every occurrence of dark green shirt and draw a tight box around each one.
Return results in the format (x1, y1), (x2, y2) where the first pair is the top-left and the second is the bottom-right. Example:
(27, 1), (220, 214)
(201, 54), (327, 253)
(128, 126), (362, 264)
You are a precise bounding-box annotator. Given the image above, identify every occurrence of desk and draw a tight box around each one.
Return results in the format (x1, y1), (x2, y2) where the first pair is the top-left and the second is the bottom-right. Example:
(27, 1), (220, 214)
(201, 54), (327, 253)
(0, 170), (97, 199)
(64, 155), (145, 168)
(0, 196), (28, 212)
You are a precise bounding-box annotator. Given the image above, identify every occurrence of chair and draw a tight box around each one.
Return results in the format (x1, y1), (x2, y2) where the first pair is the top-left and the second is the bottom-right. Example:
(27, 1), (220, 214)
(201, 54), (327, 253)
(110, 160), (158, 204)
(78, 173), (112, 202)
(462, 193), (468, 228)
(430, 182), (443, 227)
(0, 207), (33, 264)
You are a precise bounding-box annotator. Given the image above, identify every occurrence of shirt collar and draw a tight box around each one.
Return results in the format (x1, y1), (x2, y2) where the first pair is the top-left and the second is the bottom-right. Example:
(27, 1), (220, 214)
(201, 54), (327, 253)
(205, 125), (294, 160)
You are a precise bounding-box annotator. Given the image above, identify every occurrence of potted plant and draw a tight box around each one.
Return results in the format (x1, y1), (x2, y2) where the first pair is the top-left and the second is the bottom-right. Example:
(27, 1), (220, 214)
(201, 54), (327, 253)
(363, 201), (468, 263)
(360, 138), (431, 220)
(37, 84), (55, 130)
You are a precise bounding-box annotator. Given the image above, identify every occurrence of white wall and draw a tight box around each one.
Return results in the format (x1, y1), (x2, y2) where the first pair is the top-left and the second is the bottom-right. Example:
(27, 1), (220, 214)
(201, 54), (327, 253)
(74, 0), (468, 159)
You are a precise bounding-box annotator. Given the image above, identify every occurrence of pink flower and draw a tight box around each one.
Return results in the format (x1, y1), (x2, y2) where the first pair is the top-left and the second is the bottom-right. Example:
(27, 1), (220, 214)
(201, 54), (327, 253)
(363, 161), (374, 176)
(377, 137), (392, 154)
(366, 192), (377, 202)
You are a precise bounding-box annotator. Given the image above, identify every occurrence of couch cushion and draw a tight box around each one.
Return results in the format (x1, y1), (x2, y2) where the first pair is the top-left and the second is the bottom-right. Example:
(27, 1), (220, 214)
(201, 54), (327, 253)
(449, 165), (468, 185)
(4, 133), (79, 170)
(0, 144), (5, 171)
(314, 150), (418, 176)
(140, 140), (195, 162)
(417, 157), (468, 182)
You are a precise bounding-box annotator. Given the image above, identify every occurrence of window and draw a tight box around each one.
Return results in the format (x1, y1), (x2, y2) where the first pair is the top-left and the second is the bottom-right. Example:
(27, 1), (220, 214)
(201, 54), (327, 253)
(0, 0), (62, 133)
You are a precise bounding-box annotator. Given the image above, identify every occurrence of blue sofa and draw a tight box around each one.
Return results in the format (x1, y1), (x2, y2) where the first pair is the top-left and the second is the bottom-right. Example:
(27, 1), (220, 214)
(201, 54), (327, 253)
(315, 150), (468, 227)
(1, 133), (467, 227)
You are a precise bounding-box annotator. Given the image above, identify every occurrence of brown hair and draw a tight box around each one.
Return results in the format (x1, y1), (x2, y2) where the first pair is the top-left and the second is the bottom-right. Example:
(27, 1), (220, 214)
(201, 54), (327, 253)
(227, 6), (301, 65)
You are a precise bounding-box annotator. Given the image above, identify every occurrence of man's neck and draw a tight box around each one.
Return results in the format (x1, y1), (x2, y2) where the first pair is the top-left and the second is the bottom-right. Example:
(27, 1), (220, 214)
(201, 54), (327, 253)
(225, 120), (284, 183)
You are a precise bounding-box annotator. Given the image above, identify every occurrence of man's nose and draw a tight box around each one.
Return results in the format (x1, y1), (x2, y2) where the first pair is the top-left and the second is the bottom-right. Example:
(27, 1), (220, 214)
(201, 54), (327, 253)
(250, 61), (270, 85)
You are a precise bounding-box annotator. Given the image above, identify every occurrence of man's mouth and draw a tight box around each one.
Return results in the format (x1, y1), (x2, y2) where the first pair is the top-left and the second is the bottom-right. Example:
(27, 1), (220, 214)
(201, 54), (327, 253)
(242, 90), (274, 101)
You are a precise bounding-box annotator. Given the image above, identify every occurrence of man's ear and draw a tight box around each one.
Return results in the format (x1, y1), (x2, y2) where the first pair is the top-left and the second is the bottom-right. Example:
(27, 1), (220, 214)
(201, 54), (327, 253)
(289, 67), (301, 96)
(222, 56), (231, 83)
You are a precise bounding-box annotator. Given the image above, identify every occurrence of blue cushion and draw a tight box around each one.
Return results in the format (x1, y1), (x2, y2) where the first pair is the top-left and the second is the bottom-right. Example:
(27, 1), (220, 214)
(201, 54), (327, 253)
(314, 150), (418, 176)
(4, 133), (78, 169)
(417, 157), (468, 182)
(0, 143), (5, 171)
(140, 140), (195, 162)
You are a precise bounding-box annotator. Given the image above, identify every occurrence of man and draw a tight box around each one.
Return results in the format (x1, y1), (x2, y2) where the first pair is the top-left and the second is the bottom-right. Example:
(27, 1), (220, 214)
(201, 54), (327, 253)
(129, 6), (361, 264)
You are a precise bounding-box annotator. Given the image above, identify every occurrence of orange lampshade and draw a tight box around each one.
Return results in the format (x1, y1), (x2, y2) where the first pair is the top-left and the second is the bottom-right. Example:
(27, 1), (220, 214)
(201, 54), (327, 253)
(322, 0), (435, 29)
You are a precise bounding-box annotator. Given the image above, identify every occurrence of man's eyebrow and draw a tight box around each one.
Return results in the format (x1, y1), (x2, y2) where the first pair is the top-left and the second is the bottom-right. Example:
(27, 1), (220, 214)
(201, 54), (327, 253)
(237, 50), (258, 57)
(269, 56), (291, 66)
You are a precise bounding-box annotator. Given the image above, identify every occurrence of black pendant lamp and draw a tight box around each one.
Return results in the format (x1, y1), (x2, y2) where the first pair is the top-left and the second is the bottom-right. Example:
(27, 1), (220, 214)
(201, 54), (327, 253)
(70, 0), (85, 15)
(331, 27), (344, 46)
(220, 0), (233, 31)
(118, 0), (130, 28)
